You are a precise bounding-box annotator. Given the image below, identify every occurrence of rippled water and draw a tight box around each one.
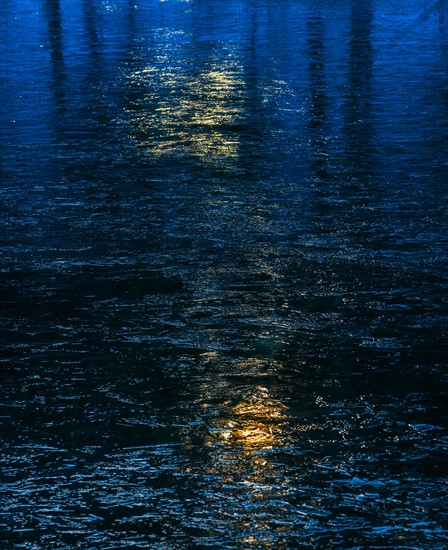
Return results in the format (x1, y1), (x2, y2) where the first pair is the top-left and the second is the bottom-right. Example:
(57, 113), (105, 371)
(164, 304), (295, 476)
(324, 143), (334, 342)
(1, 0), (448, 548)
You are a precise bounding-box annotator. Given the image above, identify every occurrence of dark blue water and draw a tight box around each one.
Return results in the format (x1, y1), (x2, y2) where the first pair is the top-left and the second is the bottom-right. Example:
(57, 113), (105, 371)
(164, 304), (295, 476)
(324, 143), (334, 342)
(1, 1), (447, 548)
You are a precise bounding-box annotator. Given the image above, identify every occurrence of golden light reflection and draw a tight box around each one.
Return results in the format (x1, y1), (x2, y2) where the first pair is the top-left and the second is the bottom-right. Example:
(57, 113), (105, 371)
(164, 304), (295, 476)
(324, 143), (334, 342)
(126, 58), (244, 165)
(195, 357), (297, 540)
(206, 384), (288, 452)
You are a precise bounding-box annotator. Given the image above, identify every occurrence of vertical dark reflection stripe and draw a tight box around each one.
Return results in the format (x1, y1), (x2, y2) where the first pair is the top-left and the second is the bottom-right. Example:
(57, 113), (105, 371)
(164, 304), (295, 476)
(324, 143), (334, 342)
(342, 0), (376, 177)
(307, 15), (328, 181)
(238, 1), (266, 174)
(82, 0), (101, 64)
(44, 0), (66, 113)
(80, 0), (106, 134)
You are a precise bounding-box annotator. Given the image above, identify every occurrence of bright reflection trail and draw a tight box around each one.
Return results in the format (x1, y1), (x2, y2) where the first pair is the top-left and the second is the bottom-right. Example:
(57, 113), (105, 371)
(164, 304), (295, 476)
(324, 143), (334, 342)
(125, 47), (245, 166)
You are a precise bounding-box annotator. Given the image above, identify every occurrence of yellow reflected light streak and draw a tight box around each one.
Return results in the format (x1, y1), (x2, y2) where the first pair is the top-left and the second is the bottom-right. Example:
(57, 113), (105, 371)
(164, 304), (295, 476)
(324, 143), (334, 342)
(207, 383), (288, 453)
(126, 60), (245, 165)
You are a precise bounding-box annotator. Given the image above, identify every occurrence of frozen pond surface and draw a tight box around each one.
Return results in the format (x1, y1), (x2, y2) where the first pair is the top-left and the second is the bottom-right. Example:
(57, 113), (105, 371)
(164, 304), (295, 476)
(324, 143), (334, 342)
(1, 0), (447, 547)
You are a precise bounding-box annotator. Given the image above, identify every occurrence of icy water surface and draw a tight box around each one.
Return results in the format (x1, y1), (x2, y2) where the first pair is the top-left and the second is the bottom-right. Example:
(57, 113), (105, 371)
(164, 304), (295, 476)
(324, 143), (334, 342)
(1, 0), (448, 548)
